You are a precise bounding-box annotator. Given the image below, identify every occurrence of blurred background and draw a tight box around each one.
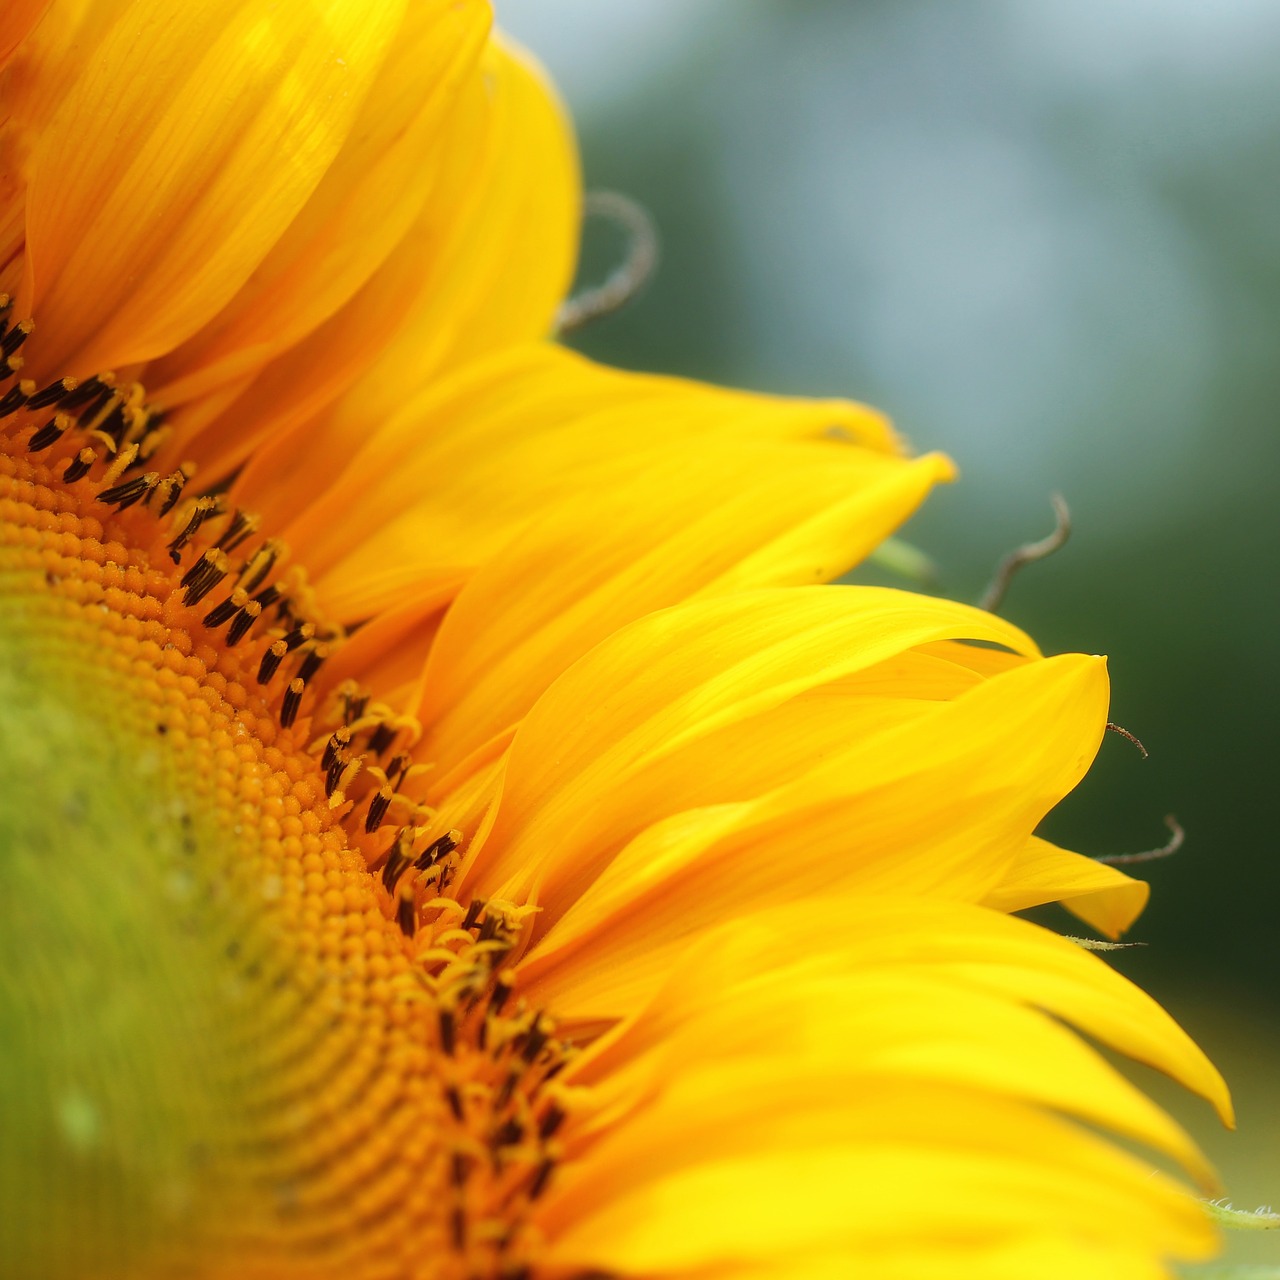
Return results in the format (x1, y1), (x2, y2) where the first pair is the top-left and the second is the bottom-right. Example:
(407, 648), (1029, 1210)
(497, 0), (1280, 1259)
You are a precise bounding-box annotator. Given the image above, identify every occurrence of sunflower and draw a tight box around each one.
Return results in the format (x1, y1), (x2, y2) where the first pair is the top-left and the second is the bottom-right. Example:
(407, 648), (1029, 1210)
(0, 4), (1231, 1279)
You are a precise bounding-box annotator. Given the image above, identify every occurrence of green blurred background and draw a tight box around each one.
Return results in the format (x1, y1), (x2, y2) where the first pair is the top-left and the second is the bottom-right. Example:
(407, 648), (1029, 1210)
(500, 0), (1280, 1258)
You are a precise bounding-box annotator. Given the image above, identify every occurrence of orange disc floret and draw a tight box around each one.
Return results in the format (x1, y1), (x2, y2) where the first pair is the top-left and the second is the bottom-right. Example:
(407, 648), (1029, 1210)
(0, 366), (573, 1278)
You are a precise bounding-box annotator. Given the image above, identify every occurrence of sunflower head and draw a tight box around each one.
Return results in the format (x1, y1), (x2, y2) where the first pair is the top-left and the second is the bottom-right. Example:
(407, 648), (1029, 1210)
(0, 4), (1234, 1279)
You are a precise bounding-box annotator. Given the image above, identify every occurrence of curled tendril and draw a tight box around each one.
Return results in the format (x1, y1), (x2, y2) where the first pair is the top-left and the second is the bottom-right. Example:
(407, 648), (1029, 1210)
(979, 493), (1071, 613)
(556, 191), (660, 334)
(1095, 815), (1185, 867)
(1105, 721), (1149, 759)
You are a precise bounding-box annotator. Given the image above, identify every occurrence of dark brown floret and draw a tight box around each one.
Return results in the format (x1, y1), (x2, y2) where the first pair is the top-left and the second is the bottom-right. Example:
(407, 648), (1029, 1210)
(280, 676), (305, 727)
(25, 376), (76, 411)
(98, 472), (159, 511)
(225, 601), (262, 646)
(28, 415), (69, 452)
(62, 448), (95, 484)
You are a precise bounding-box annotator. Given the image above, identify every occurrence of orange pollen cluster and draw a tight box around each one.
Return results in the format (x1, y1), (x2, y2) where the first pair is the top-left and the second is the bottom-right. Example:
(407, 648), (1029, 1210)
(0, 306), (584, 1280)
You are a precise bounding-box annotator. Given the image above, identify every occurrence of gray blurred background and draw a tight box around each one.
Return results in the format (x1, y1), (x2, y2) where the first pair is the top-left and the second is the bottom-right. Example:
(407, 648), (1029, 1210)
(498, 0), (1280, 1252)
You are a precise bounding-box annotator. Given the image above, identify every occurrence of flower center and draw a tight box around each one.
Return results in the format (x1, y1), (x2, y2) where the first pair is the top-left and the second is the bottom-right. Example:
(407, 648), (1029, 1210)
(0, 310), (573, 1280)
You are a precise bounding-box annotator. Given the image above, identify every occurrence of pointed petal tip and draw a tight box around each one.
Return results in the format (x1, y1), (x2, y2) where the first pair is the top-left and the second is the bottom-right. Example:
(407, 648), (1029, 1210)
(924, 449), (959, 483)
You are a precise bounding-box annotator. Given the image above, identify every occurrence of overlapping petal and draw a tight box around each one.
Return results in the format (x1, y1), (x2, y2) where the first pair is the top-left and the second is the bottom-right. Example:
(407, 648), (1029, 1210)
(19, 0), (412, 378)
(545, 1086), (1214, 1279)
(983, 834), (1150, 939)
(411, 447), (950, 769)
(458, 587), (1079, 918)
(537, 899), (1226, 1278)
(234, 343), (919, 628)
(0, 0), (50, 71)
(570, 898), (1231, 1126)
(468, 630), (1111, 1024)
(346, 32), (582, 413)
(160, 34), (579, 484)
(145, 0), (492, 410)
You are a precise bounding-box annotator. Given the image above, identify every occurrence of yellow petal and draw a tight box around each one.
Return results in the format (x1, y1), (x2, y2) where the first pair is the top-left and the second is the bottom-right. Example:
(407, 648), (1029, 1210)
(198, 36), (581, 492)
(0, 0), (95, 127)
(608, 974), (1212, 1183)
(146, 0), (491, 409)
(414, 447), (952, 774)
(451, 643), (984, 866)
(0, 139), (24, 298)
(0, 0), (86, 295)
(319, 584), (452, 715)
(571, 896), (1232, 1132)
(344, 32), (582, 417)
(543, 894), (1228, 1267)
(0, 0), (50, 70)
(982, 834), (1150, 938)
(231, 342), (900, 607)
(147, 52), (489, 483)
(20, 0), (407, 378)
(713, 1239), (1173, 1280)
(515, 651), (1110, 1011)
(462, 585), (1044, 909)
(541, 1078), (1216, 1276)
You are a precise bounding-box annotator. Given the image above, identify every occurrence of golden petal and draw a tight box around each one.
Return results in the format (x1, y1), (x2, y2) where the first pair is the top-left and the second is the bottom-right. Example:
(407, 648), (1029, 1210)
(982, 834), (1150, 939)
(177, 36), (581, 489)
(146, 0), (491, 409)
(19, 0), (408, 378)
(465, 586), (1046, 911)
